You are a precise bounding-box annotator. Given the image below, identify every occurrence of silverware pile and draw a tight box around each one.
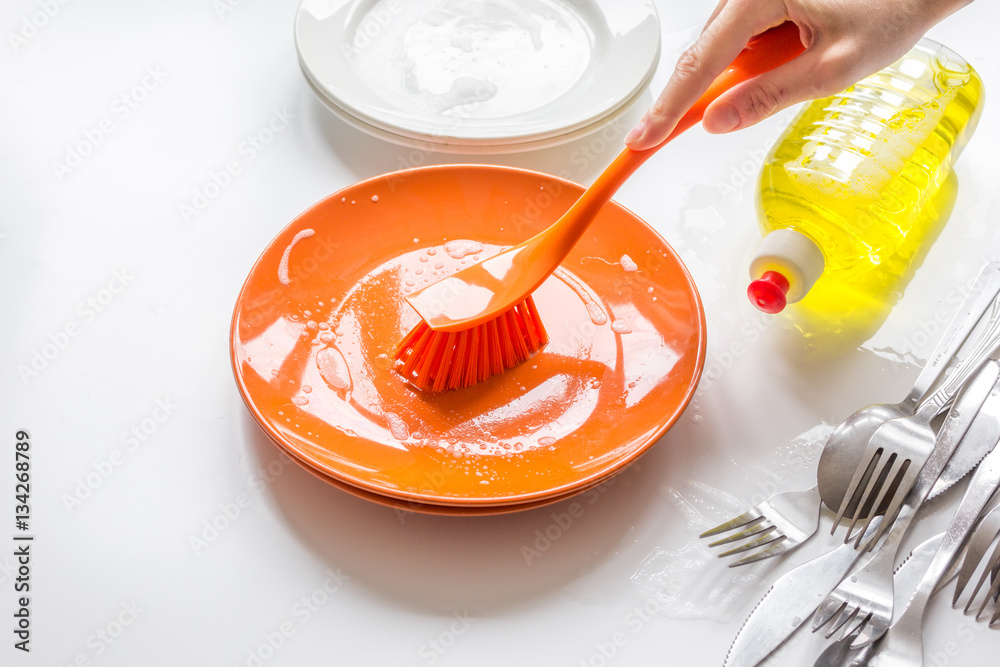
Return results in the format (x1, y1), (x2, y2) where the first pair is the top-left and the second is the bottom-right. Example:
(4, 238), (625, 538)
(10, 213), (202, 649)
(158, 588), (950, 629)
(710, 262), (1000, 667)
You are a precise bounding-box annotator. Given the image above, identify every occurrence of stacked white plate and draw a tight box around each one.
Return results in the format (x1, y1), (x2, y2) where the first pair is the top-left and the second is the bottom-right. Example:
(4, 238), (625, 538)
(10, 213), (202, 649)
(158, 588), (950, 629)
(294, 0), (661, 153)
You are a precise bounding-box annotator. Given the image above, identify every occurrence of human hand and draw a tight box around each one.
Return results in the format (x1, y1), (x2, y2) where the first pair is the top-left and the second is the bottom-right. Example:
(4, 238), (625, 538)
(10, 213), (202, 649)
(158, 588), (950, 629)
(625, 0), (974, 149)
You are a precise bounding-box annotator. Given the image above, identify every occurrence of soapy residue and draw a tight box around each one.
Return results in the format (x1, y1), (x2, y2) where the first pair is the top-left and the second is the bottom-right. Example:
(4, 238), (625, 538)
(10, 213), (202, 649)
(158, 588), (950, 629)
(384, 412), (410, 441)
(316, 345), (352, 390)
(554, 268), (607, 325)
(278, 229), (315, 285)
(611, 320), (632, 334)
(630, 541), (766, 623)
(620, 254), (638, 272)
(444, 239), (484, 259)
(629, 423), (832, 622)
(346, 0), (592, 118)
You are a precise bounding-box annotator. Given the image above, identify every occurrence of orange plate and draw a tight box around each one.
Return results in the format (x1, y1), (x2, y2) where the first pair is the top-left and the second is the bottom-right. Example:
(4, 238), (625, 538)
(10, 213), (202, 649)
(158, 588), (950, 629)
(231, 164), (705, 506)
(277, 435), (613, 516)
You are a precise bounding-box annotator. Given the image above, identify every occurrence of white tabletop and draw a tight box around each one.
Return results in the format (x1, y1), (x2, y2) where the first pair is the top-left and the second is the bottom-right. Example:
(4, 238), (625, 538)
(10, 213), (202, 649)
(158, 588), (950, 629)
(4, 1), (1000, 665)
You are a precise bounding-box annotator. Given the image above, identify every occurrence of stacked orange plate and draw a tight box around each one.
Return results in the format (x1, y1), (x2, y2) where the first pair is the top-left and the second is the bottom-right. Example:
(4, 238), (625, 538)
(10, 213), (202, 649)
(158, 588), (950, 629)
(230, 165), (706, 514)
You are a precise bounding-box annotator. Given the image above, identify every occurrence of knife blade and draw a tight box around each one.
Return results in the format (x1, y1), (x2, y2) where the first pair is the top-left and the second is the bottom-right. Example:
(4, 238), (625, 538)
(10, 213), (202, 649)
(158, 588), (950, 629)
(723, 517), (883, 667)
(931, 362), (1000, 498)
(812, 532), (944, 667)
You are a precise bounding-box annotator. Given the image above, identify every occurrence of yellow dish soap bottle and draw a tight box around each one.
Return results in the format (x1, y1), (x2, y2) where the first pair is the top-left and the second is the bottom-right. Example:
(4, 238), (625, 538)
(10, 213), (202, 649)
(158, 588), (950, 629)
(747, 38), (984, 324)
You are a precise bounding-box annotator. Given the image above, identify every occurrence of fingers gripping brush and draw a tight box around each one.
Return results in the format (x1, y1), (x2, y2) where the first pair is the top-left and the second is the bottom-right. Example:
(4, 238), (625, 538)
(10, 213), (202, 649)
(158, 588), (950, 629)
(395, 22), (806, 392)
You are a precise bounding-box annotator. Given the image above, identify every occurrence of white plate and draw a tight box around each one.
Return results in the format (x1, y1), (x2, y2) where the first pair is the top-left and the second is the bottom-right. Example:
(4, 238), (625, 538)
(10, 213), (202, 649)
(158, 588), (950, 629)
(303, 63), (649, 153)
(294, 0), (661, 148)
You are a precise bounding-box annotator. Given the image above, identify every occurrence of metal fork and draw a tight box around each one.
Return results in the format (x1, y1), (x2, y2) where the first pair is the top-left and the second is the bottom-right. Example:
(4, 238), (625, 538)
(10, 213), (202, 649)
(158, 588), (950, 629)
(833, 295), (1000, 547)
(953, 501), (1000, 625)
(704, 358), (998, 569)
(864, 423), (1000, 667)
(811, 361), (1000, 646)
(699, 485), (822, 566)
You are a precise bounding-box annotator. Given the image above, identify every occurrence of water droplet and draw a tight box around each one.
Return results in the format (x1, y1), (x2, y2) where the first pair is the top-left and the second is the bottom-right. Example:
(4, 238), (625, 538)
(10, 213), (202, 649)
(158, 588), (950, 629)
(316, 345), (351, 390)
(341, 197), (346, 203)
(384, 412), (409, 441)
(270, 369), (279, 376)
(320, 332), (334, 343)
(791, 617), (801, 626)
(306, 320), (318, 330)
(419, 256), (428, 263)
(611, 320), (632, 334)
(434, 262), (444, 270)
(620, 254), (638, 272)
(371, 195), (379, 202)
(292, 396), (308, 406)
(539, 436), (556, 446)
(318, 322), (330, 330)
(302, 385), (312, 393)
(851, 576), (858, 583)
(444, 240), (485, 259)
(426, 248), (436, 255)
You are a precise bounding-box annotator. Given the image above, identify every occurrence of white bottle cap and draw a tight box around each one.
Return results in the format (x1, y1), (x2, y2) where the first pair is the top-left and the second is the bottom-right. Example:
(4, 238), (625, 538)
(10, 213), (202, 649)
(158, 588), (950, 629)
(747, 228), (825, 312)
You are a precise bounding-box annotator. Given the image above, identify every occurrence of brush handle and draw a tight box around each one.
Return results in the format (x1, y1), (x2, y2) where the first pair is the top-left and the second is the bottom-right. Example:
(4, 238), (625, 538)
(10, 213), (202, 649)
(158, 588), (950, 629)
(549, 21), (806, 247)
(405, 22), (807, 332)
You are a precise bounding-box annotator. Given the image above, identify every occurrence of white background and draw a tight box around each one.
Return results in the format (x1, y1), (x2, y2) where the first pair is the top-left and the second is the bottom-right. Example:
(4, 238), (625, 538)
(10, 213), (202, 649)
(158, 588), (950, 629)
(3, 1), (1000, 666)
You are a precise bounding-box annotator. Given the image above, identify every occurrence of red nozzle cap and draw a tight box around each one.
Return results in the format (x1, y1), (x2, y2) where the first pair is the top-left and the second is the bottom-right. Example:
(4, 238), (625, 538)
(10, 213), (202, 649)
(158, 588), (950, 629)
(748, 270), (790, 313)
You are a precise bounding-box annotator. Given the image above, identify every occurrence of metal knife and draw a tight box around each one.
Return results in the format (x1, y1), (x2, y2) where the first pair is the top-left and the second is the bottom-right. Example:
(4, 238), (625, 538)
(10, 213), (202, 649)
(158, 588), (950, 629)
(723, 517), (883, 667)
(812, 532), (945, 667)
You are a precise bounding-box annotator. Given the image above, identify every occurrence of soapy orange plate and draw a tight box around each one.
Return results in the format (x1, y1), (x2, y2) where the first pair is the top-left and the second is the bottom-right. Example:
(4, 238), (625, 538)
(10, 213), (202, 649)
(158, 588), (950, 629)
(231, 164), (705, 507)
(279, 438), (613, 516)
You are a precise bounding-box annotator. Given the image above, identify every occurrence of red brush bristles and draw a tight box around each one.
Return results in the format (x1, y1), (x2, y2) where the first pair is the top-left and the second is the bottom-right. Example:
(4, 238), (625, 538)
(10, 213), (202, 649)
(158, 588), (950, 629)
(394, 296), (548, 392)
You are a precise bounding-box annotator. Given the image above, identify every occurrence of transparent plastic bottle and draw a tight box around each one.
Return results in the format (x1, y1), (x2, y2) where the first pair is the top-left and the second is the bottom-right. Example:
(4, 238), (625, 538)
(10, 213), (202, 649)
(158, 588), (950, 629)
(747, 38), (984, 321)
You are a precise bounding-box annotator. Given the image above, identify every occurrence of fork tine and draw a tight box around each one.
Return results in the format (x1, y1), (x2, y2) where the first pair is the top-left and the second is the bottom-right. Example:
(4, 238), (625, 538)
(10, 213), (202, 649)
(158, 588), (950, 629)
(854, 457), (913, 549)
(833, 449), (882, 533)
(863, 465), (920, 551)
(844, 453), (898, 543)
(850, 614), (889, 648)
(715, 527), (782, 557)
(812, 598), (846, 632)
(699, 511), (764, 538)
(727, 537), (794, 567)
(824, 605), (861, 639)
(954, 507), (1000, 605)
(973, 558), (1000, 621)
(839, 609), (873, 642)
(705, 518), (769, 547)
(962, 536), (1000, 613)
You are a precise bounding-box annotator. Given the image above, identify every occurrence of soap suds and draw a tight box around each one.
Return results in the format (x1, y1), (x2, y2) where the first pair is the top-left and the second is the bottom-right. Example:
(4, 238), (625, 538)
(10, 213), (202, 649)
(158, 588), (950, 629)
(278, 229), (315, 285)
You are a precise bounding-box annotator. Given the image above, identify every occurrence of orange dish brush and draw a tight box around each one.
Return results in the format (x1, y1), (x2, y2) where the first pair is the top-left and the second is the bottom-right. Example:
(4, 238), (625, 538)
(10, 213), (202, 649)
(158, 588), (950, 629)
(395, 22), (805, 391)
